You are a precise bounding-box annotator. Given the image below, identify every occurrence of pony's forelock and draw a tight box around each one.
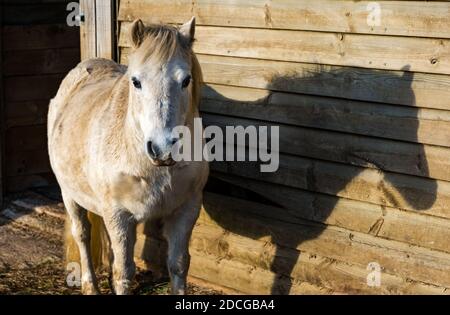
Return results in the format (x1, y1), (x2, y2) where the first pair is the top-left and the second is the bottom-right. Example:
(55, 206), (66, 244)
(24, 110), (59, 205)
(130, 24), (190, 67)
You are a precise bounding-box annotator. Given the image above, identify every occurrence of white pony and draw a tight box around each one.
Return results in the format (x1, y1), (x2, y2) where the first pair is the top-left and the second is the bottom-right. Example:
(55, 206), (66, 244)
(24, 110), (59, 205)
(47, 17), (208, 294)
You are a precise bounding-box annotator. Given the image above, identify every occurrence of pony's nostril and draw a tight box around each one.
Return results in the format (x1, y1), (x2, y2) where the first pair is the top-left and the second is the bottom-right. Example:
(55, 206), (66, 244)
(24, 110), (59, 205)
(146, 141), (158, 159)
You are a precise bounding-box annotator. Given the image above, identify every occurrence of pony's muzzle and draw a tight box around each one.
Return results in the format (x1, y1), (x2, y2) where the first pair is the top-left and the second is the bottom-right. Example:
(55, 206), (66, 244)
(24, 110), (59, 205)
(146, 140), (176, 166)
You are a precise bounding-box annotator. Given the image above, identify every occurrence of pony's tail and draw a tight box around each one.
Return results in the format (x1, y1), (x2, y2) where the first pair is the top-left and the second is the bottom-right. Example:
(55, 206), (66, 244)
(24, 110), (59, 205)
(65, 212), (111, 271)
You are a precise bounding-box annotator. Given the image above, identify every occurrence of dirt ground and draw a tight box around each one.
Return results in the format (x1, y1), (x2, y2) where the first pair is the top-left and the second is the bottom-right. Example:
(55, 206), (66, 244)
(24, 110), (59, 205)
(0, 187), (221, 295)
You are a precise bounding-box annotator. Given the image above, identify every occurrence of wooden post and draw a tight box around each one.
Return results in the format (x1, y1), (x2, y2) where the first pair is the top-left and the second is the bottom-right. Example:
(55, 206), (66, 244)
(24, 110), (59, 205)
(80, 0), (115, 61)
(96, 0), (115, 60)
(79, 0), (96, 61)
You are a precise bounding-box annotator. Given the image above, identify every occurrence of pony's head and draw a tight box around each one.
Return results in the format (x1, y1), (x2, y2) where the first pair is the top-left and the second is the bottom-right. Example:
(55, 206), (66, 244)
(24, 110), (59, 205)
(127, 17), (202, 166)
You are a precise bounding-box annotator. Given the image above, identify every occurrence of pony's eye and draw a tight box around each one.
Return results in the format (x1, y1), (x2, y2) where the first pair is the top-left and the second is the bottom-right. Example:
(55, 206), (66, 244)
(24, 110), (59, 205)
(131, 77), (141, 89)
(181, 75), (191, 89)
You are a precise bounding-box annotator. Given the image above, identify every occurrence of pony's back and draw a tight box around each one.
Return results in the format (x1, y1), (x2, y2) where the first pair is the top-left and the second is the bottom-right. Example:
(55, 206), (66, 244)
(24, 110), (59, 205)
(48, 58), (125, 140)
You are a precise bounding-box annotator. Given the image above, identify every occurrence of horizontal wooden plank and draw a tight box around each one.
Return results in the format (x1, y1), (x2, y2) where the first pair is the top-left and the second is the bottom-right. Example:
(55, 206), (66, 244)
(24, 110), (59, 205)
(190, 223), (449, 294)
(202, 113), (450, 182)
(135, 233), (333, 294)
(3, 48), (79, 76)
(211, 173), (450, 253)
(198, 192), (450, 290)
(2, 24), (80, 51)
(198, 54), (450, 109)
(120, 23), (450, 74)
(118, 0), (450, 38)
(6, 125), (47, 153)
(4, 74), (64, 102)
(201, 84), (450, 147)
(190, 249), (333, 294)
(6, 172), (56, 193)
(118, 51), (450, 111)
(5, 100), (49, 128)
(207, 150), (448, 219)
(2, 3), (71, 25)
(6, 149), (51, 177)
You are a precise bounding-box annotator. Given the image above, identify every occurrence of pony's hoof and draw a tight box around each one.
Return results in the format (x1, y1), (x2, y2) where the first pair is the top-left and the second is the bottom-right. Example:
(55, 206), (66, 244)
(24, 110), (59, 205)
(82, 285), (100, 295)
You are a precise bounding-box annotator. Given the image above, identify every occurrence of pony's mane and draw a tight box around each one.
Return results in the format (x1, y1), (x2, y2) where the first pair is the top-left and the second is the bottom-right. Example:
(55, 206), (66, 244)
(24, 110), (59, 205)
(129, 23), (202, 109)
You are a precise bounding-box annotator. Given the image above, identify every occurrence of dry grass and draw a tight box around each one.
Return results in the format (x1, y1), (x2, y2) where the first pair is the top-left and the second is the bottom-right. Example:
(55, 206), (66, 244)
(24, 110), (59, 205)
(0, 189), (222, 295)
(0, 261), (220, 295)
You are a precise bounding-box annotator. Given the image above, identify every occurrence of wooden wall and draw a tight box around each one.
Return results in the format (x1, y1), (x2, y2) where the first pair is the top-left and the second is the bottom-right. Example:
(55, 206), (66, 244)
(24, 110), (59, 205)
(118, 1), (450, 294)
(1, 0), (80, 193)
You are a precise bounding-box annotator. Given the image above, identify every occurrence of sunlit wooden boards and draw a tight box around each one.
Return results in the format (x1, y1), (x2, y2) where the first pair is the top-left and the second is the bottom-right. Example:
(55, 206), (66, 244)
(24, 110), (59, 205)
(118, 0), (450, 294)
(195, 192), (450, 294)
(134, 192), (450, 294)
(120, 51), (450, 110)
(119, 0), (450, 38)
(120, 23), (450, 75)
(79, 0), (96, 60)
(80, 0), (115, 60)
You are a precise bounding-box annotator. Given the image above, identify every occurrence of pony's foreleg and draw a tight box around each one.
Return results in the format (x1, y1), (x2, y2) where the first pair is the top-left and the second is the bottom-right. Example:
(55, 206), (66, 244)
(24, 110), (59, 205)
(163, 194), (202, 295)
(62, 193), (99, 295)
(103, 210), (137, 295)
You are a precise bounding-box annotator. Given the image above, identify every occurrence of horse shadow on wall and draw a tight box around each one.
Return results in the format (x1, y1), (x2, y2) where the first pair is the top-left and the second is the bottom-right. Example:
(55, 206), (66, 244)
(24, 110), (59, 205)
(142, 65), (438, 294)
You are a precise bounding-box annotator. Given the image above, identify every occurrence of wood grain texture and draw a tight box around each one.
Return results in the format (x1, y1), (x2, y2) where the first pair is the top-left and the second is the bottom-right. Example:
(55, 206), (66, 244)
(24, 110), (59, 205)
(119, 51), (450, 111)
(3, 48), (79, 76)
(208, 153), (448, 220)
(6, 149), (51, 177)
(190, 249), (334, 295)
(2, 24), (79, 51)
(3, 75), (64, 103)
(6, 173), (56, 193)
(134, 194), (450, 293)
(1, 12), (80, 193)
(5, 125), (47, 153)
(198, 54), (450, 110)
(5, 100), (49, 128)
(120, 22), (450, 74)
(198, 192), (450, 291)
(211, 173), (450, 254)
(203, 113), (450, 182)
(190, 224), (450, 294)
(201, 84), (450, 147)
(95, 0), (115, 59)
(2, 2), (71, 25)
(118, 0), (450, 38)
(80, 0), (97, 60)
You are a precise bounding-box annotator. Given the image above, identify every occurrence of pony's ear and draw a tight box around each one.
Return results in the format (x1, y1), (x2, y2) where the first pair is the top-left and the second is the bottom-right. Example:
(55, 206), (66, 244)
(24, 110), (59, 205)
(130, 19), (146, 49)
(179, 16), (196, 45)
